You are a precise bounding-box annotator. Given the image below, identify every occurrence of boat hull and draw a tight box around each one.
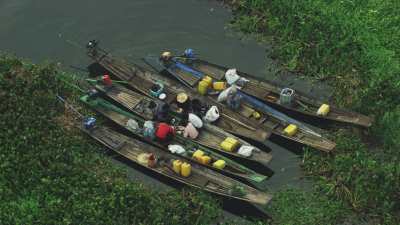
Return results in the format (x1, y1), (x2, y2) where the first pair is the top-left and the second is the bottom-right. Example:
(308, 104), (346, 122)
(80, 94), (270, 184)
(176, 57), (373, 128)
(79, 124), (272, 205)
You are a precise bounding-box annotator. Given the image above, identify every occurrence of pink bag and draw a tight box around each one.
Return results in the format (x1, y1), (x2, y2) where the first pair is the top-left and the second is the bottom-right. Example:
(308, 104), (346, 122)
(183, 123), (199, 139)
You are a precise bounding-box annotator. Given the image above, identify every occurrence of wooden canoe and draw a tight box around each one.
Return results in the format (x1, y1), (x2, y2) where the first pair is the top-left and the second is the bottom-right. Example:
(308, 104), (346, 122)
(79, 123), (272, 205)
(80, 94), (270, 184)
(90, 81), (272, 165)
(172, 56), (373, 128)
(86, 43), (334, 152)
(86, 43), (270, 145)
(143, 56), (336, 152)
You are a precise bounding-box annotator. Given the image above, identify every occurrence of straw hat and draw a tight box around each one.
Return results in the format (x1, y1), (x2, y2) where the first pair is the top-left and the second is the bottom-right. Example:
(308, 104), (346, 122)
(161, 51), (172, 60)
(176, 92), (188, 103)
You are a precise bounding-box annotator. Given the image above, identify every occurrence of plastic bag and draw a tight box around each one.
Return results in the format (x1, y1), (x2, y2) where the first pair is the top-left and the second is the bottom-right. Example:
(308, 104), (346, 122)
(183, 122), (199, 139)
(217, 85), (238, 102)
(168, 145), (186, 154)
(143, 121), (156, 139)
(188, 113), (203, 128)
(126, 119), (139, 132)
(225, 68), (240, 85)
(237, 146), (254, 157)
(203, 106), (220, 122)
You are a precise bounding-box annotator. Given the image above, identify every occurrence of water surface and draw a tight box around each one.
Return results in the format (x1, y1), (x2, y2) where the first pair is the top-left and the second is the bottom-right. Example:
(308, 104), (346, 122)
(0, 0), (314, 218)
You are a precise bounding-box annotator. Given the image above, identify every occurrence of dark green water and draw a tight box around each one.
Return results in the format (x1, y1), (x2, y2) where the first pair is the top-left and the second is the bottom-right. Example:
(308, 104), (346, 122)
(0, 0), (317, 219)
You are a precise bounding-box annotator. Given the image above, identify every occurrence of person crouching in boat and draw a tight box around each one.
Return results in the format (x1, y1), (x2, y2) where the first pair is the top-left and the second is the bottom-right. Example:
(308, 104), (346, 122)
(160, 51), (175, 66)
(155, 122), (175, 143)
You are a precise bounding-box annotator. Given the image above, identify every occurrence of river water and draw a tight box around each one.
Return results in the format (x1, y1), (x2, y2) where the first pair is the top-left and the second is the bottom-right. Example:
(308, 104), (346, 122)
(0, 0), (317, 219)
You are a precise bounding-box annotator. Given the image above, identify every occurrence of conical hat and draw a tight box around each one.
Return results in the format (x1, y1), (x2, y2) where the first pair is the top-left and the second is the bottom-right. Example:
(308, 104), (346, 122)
(176, 92), (188, 103)
(161, 51), (172, 58)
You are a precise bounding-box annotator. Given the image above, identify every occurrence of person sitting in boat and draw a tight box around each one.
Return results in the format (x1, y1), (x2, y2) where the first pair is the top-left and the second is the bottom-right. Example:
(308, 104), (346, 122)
(155, 122), (175, 143)
(154, 102), (171, 122)
(219, 85), (242, 110)
(176, 92), (191, 112)
(227, 90), (242, 110)
(191, 99), (209, 118)
(174, 122), (199, 140)
(160, 51), (173, 62)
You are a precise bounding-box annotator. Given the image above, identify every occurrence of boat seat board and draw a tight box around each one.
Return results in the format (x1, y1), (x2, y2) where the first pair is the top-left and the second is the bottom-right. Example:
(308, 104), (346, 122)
(263, 120), (280, 130)
(171, 68), (201, 87)
(257, 117), (267, 125)
(93, 128), (127, 149)
(191, 63), (225, 80)
(240, 82), (268, 98)
(114, 141), (127, 151)
(107, 88), (144, 109)
(160, 164), (211, 187)
(205, 181), (226, 190)
(239, 106), (255, 118)
(194, 129), (225, 148)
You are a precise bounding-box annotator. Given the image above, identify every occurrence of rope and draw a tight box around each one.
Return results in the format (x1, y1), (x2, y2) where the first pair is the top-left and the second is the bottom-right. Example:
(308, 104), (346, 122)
(56, 95), (84, 118)
(86, 78), (128, 84)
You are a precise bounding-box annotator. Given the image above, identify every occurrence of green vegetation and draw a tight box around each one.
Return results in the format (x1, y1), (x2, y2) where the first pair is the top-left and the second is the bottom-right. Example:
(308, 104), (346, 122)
(222, 0), (400, 224)
(267, 188), (346, 225)
(0, 55), (221, 225)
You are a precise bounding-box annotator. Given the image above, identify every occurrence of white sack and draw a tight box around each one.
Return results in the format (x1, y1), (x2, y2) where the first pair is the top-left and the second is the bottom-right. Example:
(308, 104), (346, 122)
(168, 145), (186, 154)
(225, 68), (240, 85)
(188, 113), (203, 128)
(237, 145), (255, 157)
(203, 106), (220, 122)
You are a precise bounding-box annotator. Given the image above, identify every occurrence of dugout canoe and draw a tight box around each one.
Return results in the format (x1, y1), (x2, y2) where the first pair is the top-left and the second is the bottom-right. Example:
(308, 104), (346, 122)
(89, 81), (272, 165)
(78, 122), (272, 204)
(169, 54), (373, 128)
(80, 94), (270, 184)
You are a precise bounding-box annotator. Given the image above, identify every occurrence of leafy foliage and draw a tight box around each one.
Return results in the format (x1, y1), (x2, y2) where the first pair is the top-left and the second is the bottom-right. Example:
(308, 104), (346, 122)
(377, 107), (400, 150)
(267, 188), (346, 225)
(231, 0), (400, 112)
(223, 0), (400, 223)
(0, 55), (221, 225)
(303, 133), (400, 222)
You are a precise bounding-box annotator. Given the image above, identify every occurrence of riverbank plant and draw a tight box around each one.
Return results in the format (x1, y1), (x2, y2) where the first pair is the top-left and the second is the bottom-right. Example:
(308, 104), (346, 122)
(222, 0), (400, 224)
(0, 55), (221, 225)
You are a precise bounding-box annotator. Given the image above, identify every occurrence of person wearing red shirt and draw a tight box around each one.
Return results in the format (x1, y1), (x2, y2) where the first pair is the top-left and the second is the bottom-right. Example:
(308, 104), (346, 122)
(155, 122), (175, 143)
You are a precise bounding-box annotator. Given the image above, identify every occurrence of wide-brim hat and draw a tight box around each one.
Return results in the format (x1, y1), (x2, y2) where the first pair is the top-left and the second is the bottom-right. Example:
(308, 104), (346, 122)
(176, 92), (189, 103)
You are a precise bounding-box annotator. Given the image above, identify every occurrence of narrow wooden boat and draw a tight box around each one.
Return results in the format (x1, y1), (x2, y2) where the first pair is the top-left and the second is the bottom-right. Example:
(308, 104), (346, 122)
(80, 94), (270, 184)
(86, 42), (334, 152)
(143, 56), (336, 152)
(89, 81), (272, 165)
(170, 54), (373, 128)
(78, 122), (272, 204)
(86, 41), (270, 145)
